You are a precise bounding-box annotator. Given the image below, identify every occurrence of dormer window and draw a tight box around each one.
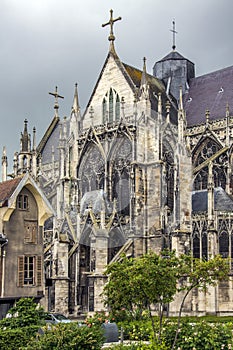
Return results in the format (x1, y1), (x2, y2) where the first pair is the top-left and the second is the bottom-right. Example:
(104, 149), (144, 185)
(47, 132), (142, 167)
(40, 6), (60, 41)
(17, 194), (28, 210)
(102, 88), (120, 123)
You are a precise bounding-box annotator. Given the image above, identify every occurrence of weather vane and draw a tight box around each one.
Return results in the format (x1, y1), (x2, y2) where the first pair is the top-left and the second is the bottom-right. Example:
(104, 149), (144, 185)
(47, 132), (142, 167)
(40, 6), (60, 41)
(170, 20), (177, 51)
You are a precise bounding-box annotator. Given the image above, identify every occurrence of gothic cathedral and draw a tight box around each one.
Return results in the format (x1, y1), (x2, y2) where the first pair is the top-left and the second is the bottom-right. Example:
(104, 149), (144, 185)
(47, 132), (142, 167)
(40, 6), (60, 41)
(3, 11), (233, 316)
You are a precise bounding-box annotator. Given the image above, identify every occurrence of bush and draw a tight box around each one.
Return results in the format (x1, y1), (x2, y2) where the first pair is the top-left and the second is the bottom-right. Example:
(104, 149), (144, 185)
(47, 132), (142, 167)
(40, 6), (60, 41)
(0, 326), (39, 350)
(103, 341), (168, 349)
(22, 322), (104, 350)
(0, 297), (46, 329)
(162, 319), (233, 349)
(118, 320), (154, 341)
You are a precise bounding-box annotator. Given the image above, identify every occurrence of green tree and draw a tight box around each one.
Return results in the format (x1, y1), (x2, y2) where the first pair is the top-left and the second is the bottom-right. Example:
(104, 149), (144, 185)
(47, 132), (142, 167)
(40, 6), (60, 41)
(172, 255), (230, 349)
(0, 297), (46, 329)
(103, 250), (183, 341)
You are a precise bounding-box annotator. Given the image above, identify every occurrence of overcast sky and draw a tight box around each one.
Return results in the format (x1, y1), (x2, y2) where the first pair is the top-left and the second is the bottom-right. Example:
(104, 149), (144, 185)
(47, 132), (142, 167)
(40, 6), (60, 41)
(1, 0), (233, 173)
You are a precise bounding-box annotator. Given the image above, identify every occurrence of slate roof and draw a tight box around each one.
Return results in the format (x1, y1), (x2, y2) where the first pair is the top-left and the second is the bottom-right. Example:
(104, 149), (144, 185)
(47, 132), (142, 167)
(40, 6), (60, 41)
(184, 65), (233, 126)
(0, 177), (22, 206)
(192, 187), (233, 213)
(157, 50), (193, 63)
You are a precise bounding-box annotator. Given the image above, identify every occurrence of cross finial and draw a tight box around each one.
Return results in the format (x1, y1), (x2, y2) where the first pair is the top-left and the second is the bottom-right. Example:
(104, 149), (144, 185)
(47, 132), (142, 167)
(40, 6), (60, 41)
(49, 86), (64, 116)
(170, 19), (177, 51)
(102, 9), (122, 44)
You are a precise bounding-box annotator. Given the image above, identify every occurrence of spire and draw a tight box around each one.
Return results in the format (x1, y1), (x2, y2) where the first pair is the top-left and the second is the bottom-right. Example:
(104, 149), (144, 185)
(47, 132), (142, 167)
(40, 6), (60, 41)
(140, 57), (149, 100)
(21, 119), (30, 152)
(2, 146), (8, 182)
(32, 127), (36, 151)
(102, 9), (122, 55)
(49, 86), (64, 118)
(178, 86), (187, 144)
(72, 83), (80, 116)
(141, 57), (147, 86)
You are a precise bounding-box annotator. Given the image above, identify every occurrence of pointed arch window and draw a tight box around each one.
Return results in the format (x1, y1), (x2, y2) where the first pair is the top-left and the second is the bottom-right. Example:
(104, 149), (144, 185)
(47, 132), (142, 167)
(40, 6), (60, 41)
(115, 94), (120, 121)
(102, 88), (121, 123)
(102, 98), (107, 123)
(192, 220), (208, 260)
(193, 232), (200, 258)
(202, 231), (208, 260)
(111, 137), (132, 216)
(219, 231), (229, 258)
(109, 89), (114, 123)
(78, 144), (105, 198)
(193, 138), (227, 191)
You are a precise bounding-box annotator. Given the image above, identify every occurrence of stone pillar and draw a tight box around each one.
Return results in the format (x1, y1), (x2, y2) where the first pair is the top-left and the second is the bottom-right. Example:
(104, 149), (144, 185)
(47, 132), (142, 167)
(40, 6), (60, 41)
(53, 236), (69, 315)
(92, 229), (108, 311)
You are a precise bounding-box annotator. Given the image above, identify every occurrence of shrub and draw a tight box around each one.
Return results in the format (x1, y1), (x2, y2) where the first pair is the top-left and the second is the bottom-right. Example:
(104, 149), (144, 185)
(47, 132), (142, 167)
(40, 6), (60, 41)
(22, 322), (104, 350)
(162, 319), (233, 349)
(0, 297), (46, 329)
(85, 310), (116, 326)
(118, 320), (154, 341)
(0, 326), (39, 350)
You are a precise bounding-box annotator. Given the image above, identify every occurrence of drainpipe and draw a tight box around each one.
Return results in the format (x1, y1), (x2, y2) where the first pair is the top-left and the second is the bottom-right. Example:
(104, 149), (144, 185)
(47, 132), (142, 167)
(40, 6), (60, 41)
(0, 238), (8, 297)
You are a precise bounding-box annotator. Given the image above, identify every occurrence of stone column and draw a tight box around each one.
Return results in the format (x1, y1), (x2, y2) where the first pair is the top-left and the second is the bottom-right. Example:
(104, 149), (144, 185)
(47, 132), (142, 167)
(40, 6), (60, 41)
(53, 236), (69, 315)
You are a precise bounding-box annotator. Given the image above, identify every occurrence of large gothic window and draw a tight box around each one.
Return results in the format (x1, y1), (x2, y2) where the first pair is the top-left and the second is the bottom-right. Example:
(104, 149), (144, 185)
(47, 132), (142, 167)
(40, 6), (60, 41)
(102, 88), (121, 124)
(193, 137), (227, 191)
(111, 137), (132, 215)
(78, 144), (105, 198)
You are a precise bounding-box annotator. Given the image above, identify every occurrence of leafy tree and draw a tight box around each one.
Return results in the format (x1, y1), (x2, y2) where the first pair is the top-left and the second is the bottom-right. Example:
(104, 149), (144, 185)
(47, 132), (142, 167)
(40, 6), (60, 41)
(103, 250), (183, 341)
(171, 255), (230, 349)
(0, 297), (46, 329)
(103, 252), (229, 346)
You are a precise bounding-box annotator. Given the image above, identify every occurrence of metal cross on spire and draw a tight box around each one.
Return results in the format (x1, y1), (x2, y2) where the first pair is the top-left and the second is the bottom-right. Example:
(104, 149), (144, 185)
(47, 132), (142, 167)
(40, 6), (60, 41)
(102, 9), (122, 43)
(170, 20), (177, 51)
(49, 86), (64, 116)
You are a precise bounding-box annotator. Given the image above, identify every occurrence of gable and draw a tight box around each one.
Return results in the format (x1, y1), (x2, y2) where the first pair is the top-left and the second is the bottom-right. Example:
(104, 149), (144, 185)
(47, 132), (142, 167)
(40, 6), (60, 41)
(82, 54), (137, 128)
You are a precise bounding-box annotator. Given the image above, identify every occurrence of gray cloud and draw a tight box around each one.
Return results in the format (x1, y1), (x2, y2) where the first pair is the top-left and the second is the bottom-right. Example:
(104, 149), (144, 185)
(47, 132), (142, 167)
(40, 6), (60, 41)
(1, 0), (233, 171)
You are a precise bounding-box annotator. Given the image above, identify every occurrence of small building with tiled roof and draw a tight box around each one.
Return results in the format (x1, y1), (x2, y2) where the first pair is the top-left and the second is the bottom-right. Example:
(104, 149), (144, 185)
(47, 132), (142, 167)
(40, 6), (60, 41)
(0, 173), (54, 319)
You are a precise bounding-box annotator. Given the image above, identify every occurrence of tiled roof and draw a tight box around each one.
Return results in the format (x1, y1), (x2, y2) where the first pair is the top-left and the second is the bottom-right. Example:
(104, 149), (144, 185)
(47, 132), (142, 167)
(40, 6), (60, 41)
(0, 177), (22, 206)
(192, 187), (233, 213)
(123, 63), (177, 123)
(184, 65), (233, 126)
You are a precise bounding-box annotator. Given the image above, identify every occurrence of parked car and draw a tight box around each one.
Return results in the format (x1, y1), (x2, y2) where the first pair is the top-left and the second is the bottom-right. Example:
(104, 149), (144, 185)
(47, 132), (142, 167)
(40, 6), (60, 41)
(45, 313), (72, 324)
